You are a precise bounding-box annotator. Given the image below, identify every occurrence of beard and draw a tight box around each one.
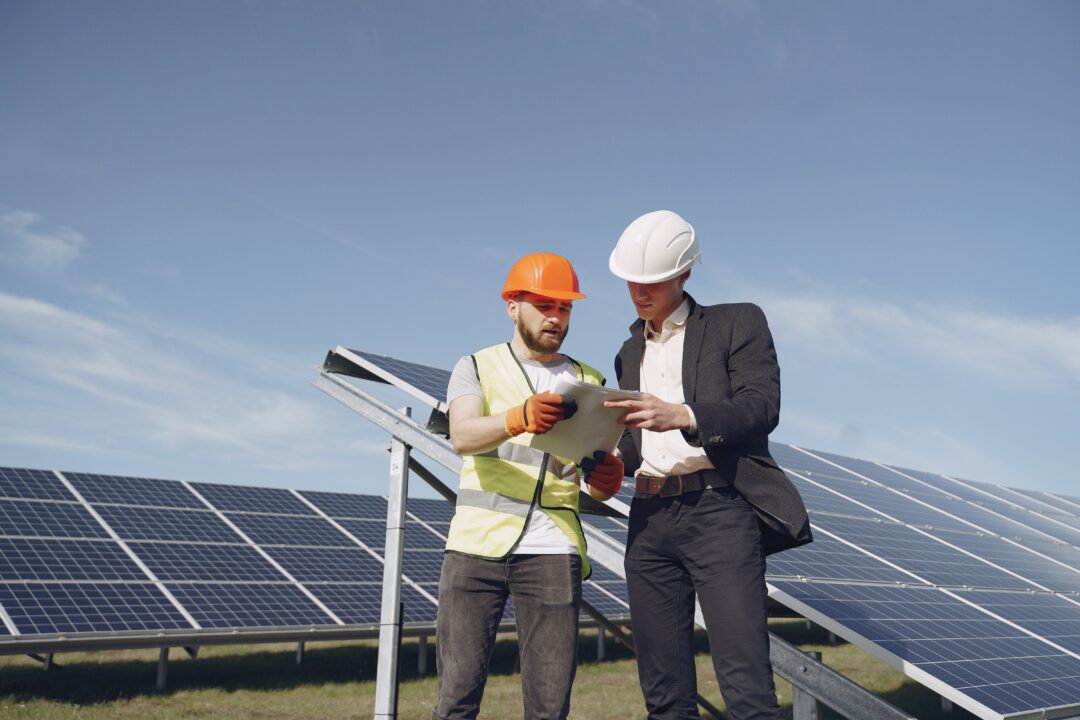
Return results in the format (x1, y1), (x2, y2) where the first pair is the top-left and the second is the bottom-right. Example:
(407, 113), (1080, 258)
(517, 315), (567, 354)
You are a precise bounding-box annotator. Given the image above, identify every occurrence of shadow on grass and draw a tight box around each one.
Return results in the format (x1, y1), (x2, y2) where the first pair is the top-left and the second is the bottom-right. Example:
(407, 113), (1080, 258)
(0, 630), (628, 707)
(0, 642), (393, 706)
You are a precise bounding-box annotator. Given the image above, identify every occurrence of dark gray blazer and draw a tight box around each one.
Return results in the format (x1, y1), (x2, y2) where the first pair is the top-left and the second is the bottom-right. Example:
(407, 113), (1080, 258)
(615, 294), (812, 556)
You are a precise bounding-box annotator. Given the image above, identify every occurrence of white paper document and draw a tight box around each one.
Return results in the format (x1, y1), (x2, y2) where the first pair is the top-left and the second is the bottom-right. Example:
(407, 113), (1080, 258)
(528, 376), (643, 462)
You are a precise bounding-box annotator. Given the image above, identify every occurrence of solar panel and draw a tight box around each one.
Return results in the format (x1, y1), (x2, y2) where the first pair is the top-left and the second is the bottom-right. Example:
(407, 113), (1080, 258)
(0, 582), (191, 634)
(307, 583), (438, 625)
(191, 483), (317, 516)
(766, 524), (921, 585)
(130, 543), (287, 582)
(0, 538), (147, 581)
(807, 515), (1035, 591)
(94, 505), (242, 543)
(770, 580), (1080, 716)
(225, 513), (356, 547)
(164, 583), (333, 629)
(64, 472), (204, 509)
(0, 467), (73, 501)
(262, 547), (384, 583)
(326, 347), (453, 412)
(299, 490), (388, 519)
(336, 519), (387, 549)
(0, 499), (110, 539)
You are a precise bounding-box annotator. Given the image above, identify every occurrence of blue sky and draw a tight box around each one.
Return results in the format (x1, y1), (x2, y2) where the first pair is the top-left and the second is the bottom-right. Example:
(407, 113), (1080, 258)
(1, 1), (1077, 499)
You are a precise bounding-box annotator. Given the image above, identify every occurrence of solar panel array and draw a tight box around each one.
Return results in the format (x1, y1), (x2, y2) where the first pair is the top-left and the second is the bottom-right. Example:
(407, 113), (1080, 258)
(325, 348), (1080, 720)
(0, 467), (466, 643)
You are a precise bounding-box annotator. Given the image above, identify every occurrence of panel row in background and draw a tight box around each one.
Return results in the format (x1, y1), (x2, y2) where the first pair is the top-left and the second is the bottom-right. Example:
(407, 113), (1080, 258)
(0, 467), (630, 640)
(762, 444), (1080, 719)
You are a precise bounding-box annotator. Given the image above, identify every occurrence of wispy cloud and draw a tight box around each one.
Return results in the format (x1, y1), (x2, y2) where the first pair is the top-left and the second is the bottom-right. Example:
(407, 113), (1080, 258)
(0, 291), (388, 478)
(742, 281), (1080, 390)
(1, 210), (85, 270)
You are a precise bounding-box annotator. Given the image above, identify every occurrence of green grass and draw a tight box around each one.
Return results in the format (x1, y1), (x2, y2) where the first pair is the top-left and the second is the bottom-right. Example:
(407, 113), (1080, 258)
(0, 620), (977, 719)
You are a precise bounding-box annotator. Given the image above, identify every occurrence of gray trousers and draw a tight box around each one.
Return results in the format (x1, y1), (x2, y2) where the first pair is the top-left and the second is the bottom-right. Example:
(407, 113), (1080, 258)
(432, 552), (582, 720)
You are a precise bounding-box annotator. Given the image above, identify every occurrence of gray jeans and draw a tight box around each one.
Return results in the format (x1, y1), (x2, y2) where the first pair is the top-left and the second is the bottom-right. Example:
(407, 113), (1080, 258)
(432, 552), (582, 720)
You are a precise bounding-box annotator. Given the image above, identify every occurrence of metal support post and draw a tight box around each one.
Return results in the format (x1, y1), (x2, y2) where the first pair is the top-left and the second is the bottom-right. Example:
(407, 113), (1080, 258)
(596, 626), (606, 661)
(374, 408), (411, 720)
(296, 641), (305, 665)
(44, 653), (54, 670)
(942, 696), (954, 712)
(792, 650), (823, 720)
(418, 635), (428, 675)
(183, 646), (199, 658)
(156, 647), (169, 689)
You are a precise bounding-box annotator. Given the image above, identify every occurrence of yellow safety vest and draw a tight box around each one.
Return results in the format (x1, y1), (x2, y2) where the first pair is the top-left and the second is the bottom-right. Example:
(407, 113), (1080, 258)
(445, 343), (605, 579)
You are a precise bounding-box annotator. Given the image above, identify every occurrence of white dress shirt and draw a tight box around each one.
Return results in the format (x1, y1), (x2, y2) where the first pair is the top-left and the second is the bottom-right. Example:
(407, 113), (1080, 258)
(636, 298), (714, 479)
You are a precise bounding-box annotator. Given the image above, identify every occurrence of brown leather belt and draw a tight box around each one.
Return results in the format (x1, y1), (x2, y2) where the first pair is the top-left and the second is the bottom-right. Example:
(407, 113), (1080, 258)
(634, 469), (731, 498)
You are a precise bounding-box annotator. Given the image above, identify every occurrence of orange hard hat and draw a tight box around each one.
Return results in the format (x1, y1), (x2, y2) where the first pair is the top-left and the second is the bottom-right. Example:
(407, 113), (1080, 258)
(501, 253), (586, 301)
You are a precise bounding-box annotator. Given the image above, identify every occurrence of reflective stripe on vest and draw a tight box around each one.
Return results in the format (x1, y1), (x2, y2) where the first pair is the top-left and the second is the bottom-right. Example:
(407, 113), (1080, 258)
(444, 343), (605, 579)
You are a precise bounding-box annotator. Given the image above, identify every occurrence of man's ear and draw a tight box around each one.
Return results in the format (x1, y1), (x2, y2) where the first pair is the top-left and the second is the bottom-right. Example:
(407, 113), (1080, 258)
(506, 298), (518, 321)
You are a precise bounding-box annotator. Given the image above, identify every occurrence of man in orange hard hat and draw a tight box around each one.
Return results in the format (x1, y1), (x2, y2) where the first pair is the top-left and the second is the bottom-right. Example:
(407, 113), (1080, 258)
(433, 253), (624, 720)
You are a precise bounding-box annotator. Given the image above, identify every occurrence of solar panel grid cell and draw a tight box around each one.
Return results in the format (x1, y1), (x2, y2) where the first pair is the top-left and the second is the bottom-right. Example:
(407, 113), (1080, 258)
(65, 472), (203, 509)
(262, 546), (383, 583)
(401, 550), (443, 583)
(810, 515), (1037, 591)
(0, 538), (146, 581)
(306, 582), (438, 625)
(766, 524), (920, 584)
(336, 519), (386, 549)
(951, 590), (1080, 655)
(191, 483), (316, 515)
(407, 497), (454, 523)
(0, 582), (191, 634)
(0, 467), (73, 501)
(94, 505), (242, 543)
(300, 490), (388, 519)
(226, 513), (355, 547)
(130, 542), (287, 582)
(925, 528), (1080, 593)
(403, 521), (447, 549)
(164, 583), (332, 628)
(0, 499), (110, 539)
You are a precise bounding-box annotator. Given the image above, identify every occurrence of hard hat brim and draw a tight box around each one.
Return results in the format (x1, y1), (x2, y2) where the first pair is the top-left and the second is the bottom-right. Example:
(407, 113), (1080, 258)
(502, 289), (586, 301)
(608, 249), (699, 284)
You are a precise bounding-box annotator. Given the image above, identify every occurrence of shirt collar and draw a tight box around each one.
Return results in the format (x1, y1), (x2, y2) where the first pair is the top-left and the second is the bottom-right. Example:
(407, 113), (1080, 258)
(644, 297), (691, 341)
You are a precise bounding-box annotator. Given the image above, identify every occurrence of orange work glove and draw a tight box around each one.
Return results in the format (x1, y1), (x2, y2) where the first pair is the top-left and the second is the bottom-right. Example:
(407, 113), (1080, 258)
(581, 450), (624, 498)
(505, 392), (577, 437)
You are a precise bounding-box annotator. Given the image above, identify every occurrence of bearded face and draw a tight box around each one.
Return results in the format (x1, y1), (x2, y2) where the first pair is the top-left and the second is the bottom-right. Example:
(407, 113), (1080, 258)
(511, 294), (571, 355)
(516, 312), (567, 353)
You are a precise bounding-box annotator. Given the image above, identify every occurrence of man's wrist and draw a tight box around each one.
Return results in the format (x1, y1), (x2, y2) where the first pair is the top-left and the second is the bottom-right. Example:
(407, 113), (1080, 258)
(682, 404), (698, 435)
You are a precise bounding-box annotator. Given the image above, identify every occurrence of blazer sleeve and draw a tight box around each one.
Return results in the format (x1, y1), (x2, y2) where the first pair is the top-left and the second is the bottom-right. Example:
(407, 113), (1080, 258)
(684, 303), (780, 450)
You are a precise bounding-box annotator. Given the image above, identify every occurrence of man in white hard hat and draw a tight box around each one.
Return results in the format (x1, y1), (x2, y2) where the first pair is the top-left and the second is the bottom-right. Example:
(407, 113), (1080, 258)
(604, 211), (811, 720)
(434, 252), (624, 720)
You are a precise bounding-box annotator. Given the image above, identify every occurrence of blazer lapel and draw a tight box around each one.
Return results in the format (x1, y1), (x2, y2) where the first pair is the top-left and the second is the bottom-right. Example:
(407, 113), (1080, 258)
(681, 294), (706, 403)
(622, 319), (645, 392)
(622, 319), (646, 453)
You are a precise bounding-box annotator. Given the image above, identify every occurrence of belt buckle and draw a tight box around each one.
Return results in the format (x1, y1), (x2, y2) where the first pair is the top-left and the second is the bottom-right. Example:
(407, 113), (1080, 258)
(660, 474), (683, 498)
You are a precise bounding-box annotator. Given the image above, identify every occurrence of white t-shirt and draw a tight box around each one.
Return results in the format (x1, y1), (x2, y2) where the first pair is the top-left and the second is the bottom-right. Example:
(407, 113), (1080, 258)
(447, 351), (579, 555)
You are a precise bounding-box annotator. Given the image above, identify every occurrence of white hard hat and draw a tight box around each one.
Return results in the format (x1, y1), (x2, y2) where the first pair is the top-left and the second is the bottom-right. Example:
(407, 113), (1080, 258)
(609, 210), (700, 283)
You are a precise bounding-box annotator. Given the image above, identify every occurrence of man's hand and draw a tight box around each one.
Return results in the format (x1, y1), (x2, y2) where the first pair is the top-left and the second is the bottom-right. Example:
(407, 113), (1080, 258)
(581, 451), (624, 500)
(604, 394), (691, 433)
(505, 392), (577, 437)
